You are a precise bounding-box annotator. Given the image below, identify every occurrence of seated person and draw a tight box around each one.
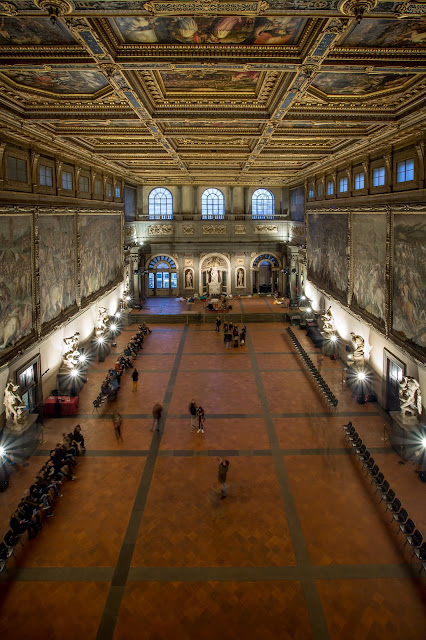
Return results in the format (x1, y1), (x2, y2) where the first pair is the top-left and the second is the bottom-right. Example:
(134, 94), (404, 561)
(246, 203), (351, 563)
(73, 425), (86, 451)
(10, 508), (38, 539)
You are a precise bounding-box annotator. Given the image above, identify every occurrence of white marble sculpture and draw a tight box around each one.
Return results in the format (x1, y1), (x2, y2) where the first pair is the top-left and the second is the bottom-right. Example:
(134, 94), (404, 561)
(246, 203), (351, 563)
(399, 376), (422, 418)
(63, 332), (80, 369)
(95, 307), (110, 338)
(4, 381), (27, 424)
(350, 333), (365, 363)
(121, 289), (130, 310)
(321, 306), (335, 335)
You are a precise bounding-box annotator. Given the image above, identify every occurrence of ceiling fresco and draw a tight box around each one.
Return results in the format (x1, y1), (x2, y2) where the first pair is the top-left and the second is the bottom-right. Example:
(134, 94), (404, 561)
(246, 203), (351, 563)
(0, 16), (76, 44)
(0, 1), (424, 185)
(160, 70), (260, 93)
(311, 73), (416, 96)
(111, 15), (307, 45)
(2, 70), (109, 94)
(340, 19), (426, 48)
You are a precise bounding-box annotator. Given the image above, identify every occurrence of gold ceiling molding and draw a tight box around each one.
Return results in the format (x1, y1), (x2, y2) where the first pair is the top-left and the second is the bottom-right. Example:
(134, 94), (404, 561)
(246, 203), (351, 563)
(395, 2), (426, 19)
(33, 0), (75, 24)
(0, 2), (18, 16)
(143, 1), (269, 16)
(337, 0), (378, 23)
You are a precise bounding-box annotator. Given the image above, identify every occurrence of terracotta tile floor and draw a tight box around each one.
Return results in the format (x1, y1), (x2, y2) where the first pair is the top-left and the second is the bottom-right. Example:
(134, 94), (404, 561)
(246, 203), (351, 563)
(0, 322), (425, 640)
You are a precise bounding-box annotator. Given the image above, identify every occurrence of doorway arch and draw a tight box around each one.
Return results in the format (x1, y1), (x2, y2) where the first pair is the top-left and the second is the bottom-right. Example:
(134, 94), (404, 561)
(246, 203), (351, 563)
(146, 255), (178, 297)
(251, 253), (280, 294)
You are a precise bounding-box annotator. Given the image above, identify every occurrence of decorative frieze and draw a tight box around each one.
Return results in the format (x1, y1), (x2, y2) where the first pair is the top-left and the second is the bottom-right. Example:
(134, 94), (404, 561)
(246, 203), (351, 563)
(143, 1), (269, 16)
(182, 225), (195, 235)
(235, 225), (247, 235)
(148, 224), (174, 236)
(203, 225), (227, 235)
(253, 224), (278, 234)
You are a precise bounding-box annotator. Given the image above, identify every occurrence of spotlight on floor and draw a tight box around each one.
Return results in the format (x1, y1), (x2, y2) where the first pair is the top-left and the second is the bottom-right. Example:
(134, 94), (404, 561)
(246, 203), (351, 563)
(70, 368), (78, 378)
(357, 371), (367, 381)
(0, 445), (6, 457)
(78, 353), (87, 364)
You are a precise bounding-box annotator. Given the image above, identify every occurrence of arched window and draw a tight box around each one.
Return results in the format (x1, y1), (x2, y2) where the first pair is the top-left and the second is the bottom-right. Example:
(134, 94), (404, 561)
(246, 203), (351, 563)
(252, 189), (274, 219)
(201, 188), (225, 219)
(148, 187), (173, 219)
(147, 255), (177, 292)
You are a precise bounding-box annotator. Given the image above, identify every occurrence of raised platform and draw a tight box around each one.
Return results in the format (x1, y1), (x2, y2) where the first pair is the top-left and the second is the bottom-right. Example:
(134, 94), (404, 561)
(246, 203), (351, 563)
(128, 296), (290, 325)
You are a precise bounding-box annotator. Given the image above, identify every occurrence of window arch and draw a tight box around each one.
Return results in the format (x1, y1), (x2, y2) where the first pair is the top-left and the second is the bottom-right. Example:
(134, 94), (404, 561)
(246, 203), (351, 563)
(148, 187), (173, 219)
(252, 189), (274, 219)
(147, 255), (177, 292)
(201, 188), (225, 219)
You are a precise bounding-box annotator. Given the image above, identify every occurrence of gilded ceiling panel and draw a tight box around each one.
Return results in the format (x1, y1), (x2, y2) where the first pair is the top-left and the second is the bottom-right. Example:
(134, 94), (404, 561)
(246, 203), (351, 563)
(159, 69), (260, 93)
(311, 72), (416, 96)
(341, 19), (426, 48)
(0, 16), (76, 45)
(1, 69), (109, 94)
(109, 15), (307, 45)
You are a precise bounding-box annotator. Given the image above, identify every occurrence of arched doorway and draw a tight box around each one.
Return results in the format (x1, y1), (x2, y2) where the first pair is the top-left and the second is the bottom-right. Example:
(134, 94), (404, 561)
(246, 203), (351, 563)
(146, 255), (178, 297)
(199, 254), (230, 296)
(251, 253), (280, 294)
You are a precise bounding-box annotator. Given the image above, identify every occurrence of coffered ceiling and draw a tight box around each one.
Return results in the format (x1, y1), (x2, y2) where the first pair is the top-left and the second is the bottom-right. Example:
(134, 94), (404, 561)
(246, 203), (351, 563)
(0, 1), (425, 186)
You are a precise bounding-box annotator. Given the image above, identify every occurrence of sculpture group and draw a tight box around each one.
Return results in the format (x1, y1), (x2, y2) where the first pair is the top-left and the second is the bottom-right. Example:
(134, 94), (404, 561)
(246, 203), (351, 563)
(399, 376), (422, 419)
(63, 332), (81, 369)
(321, 306), (335, 335)
(95, 307), (109, 338)
(3, 381), (27, 424)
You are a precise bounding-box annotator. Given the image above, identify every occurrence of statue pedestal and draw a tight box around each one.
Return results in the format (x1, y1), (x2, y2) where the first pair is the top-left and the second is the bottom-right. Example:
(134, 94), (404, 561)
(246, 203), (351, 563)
(208, 283), (221, 296)
(389, 411), (422, 461)
(5, 412), (38, 435)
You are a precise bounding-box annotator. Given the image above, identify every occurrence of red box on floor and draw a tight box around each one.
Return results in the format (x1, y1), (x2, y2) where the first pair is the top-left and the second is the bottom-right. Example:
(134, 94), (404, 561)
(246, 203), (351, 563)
(44, 395), (79, 416)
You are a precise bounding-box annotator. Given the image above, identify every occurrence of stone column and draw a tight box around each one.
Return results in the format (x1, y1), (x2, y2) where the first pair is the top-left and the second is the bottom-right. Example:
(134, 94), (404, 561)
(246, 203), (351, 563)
(229, 186), (234, 216)
(193, 186), (198, 215)
(177, 185), (182, 215)
(244, 187), (249, 215)
(137, 185), (143, 218)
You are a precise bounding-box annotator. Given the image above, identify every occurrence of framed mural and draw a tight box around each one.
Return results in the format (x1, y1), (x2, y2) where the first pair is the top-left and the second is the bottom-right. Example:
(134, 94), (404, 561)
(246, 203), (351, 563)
(307, 213), (348, 301)
(0, 215), (34, 358)
(290, 186), (305, 222)
(39, 214), (76, 327)
(392, 213), (426, 358)
(110, 15), (307, 45)
(79, 214), (123, 302)
(351, 213), (386, 328)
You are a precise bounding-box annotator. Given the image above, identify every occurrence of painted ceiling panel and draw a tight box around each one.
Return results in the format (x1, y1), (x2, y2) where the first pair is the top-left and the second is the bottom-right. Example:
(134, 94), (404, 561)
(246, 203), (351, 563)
(2, 70), (109, 94)
(341, 19), (426, 48)
(312, 73), (416, 96)
(0, 17), (77, 45)
(110, 15), (307, 45)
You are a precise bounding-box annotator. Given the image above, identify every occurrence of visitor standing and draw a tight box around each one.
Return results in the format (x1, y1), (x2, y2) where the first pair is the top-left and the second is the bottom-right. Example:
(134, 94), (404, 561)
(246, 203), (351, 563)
(113, 413), (123, 441)
(197, 406), (205, 433)
(132, 368), (139, 391)
(225, 328), (232, 350)
(189, 399), (198, 430)
(233, 325), (239, 348)
(317, 354), (324, 373)
(217, 458), (230, 499)
(216, 316), (222, 332)
(240, 325), (246, 345)
(151, 402), (163, 432)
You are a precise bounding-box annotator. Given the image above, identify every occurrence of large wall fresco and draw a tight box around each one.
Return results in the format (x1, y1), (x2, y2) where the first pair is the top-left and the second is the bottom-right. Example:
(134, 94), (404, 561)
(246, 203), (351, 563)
(290, 186), (305, 222)
(352, 214), (386, 326)
(0, 17), (76, 45)
(112, 15), (306, 45)
(308, 213), (348, 300)
(392, 214), (426, 354)
(80, 215), (122, 301)
(39, 215), (76, 326)
(2, 70), (108, 95)
(0, 215), (33, 352)
(160, 70), (259, 92)
(341, 19), (426, 48)
(312, 73), (414, 96)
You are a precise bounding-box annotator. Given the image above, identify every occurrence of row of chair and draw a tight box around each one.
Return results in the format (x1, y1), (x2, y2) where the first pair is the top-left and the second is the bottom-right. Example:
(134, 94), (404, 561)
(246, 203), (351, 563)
(286, 327), (338, 407)
(343, 422), (426, 574)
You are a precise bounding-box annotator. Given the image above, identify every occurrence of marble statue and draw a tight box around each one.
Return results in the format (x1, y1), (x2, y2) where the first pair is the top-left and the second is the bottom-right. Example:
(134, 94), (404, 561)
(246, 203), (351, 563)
(4, 381), (27, 424)
(121, 289), (130, 310)
(185, 269), (193, 288)
(237, 268), (244, 287)
(63, 332), (80, 368)
(208, 267), (220, 284)
(95, 307), (109, 338)
(321, 306), (335, 335)
(399, 376), (422, 418)
(350, 333), (365, 363)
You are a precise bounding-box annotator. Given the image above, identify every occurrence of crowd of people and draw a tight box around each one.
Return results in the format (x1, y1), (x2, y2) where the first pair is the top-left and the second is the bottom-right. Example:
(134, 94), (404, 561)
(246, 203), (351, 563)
(94, 322), (151, 408)
(219, 320), (246, 349)
(6, 426), (85, 543)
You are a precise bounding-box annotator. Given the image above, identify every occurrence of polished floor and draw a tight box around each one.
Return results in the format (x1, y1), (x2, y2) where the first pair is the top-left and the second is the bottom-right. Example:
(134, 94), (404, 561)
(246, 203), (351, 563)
(0, 323), (425, 640)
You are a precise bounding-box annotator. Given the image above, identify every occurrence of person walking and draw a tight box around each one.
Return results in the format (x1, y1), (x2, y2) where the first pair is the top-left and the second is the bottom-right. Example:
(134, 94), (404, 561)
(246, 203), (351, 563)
(217, 458), (230, 499)
(132, 368), (139, 391)
(225, 328), (232, 350)
(317, 354), (324, 373)
(113, 413), (123, 441)
(197, 406), (205, 433)
(215, 315), (222, 332)
(151, 402), (163, 432)
(240, 325), (246, 346)
(233, 325), (239, 348)
(189, 399), (197, 430)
